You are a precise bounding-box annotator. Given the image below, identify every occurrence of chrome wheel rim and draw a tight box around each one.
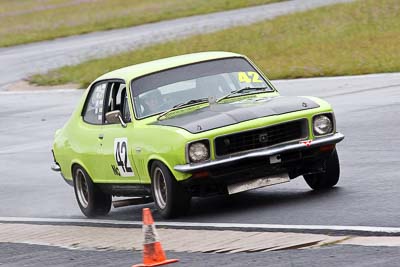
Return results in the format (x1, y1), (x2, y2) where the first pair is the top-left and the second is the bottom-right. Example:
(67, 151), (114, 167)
(76, 169), (89, 208)
(153, 167), (167, 209)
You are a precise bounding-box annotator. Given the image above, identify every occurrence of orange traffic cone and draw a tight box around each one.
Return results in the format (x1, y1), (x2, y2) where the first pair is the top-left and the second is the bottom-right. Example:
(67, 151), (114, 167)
(132, 208), (179, 267)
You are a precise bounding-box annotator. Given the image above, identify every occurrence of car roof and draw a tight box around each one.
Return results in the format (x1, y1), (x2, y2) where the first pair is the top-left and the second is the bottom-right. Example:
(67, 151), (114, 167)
(95, 51), (245, 83)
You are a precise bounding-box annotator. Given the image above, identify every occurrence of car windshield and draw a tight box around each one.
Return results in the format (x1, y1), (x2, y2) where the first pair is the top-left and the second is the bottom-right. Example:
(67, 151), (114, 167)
(131, 57), (273, 119)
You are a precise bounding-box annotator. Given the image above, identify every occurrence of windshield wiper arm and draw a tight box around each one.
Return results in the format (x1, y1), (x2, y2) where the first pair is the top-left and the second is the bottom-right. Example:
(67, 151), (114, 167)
(216, 87), (268, 103)
(157, 97), (209, 120)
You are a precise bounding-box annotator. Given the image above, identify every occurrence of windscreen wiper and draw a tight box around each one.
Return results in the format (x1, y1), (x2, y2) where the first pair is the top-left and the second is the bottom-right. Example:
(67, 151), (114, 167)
(216, 87), (268, 103)
(157, 97), (209, 120)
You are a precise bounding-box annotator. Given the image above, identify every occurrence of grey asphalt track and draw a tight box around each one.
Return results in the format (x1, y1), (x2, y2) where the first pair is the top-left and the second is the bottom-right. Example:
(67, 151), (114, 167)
(1, 243), (399, 267)
(0, 73), (399, 227)
(0, 0), (353, 90)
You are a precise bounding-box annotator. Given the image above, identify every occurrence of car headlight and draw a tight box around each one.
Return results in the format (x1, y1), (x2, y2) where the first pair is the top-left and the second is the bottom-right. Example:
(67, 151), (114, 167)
(313, 115), (333, 135)
(188, 141), (210, 163)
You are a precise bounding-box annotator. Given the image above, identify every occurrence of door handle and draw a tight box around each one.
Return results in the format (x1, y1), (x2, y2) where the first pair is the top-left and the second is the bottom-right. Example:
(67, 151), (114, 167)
(98, 133), (104, 140)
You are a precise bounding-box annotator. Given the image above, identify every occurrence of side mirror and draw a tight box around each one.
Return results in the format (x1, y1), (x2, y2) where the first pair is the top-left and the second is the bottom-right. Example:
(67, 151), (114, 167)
(105, 110), (127, 128)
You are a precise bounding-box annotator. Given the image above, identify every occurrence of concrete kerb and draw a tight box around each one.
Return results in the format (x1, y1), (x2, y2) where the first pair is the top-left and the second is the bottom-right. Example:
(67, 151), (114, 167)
(2, 222), (400, 254)
(0, 217), (400, 237)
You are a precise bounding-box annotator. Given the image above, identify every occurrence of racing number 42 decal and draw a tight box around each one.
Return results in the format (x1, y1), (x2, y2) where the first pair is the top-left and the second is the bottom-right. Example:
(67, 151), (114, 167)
(238, 71), (263, 83)
(114, 138), (134, 177)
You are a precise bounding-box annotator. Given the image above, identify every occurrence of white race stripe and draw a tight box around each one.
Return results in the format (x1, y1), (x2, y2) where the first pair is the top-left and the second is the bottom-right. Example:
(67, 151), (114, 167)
(0, 217), (399, 234)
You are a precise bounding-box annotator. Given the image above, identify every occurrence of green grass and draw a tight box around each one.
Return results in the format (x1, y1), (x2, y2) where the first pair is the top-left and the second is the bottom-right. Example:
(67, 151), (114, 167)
(0, 0), (280, 47)
(31, 0), (400, 88)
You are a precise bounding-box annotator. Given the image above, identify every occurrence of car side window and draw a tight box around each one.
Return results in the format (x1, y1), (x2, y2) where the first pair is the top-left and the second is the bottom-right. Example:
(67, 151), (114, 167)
(105, 82), (131, 123)
(83, 83), (107, 125)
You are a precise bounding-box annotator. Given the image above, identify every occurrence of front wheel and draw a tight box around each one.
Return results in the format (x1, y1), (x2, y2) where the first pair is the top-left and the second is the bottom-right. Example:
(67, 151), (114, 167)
(151, 161), (191, 218)
(303, 149), (340, 190)
(73, 166), (112, 217)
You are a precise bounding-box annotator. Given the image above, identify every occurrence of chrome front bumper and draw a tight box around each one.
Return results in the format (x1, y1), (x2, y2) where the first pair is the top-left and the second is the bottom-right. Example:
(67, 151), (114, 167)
(174, 132), (344, 173)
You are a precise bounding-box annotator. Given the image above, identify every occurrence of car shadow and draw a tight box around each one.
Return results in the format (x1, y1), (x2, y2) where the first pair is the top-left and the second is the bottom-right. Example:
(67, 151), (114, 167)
(184, 187), (343, 220)
(108, 186), (344, 222)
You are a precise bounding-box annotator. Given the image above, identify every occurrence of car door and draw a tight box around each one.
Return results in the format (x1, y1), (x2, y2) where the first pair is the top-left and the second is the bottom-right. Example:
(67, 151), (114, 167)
(100, 81), (140, 183)
(79, 81), (107, 180)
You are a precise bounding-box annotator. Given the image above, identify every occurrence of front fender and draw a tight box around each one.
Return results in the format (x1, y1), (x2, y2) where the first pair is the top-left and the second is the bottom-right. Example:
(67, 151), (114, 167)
(145, 154), (191, 184)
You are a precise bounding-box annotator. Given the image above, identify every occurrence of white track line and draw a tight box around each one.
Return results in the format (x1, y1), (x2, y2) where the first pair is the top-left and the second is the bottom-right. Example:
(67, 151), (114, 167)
(0, 217), (399, 234)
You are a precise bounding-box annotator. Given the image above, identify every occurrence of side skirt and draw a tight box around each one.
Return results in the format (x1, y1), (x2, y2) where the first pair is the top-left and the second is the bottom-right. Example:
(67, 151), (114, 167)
(98, 183), (151, 197)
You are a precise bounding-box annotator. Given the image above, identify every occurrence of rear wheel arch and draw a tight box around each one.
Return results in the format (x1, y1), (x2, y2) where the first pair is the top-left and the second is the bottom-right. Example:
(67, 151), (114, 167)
(71, 161), (95, 182)
(71, 163), (82, 177)
(72, 164), (111, 218)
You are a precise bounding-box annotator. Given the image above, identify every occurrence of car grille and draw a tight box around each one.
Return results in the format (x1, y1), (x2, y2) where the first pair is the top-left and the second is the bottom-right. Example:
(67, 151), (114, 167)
(214, 119), (308, 157)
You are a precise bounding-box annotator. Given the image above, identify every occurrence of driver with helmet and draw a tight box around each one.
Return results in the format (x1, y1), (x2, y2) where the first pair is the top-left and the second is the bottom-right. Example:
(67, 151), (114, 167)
(141, 89), (163, 117)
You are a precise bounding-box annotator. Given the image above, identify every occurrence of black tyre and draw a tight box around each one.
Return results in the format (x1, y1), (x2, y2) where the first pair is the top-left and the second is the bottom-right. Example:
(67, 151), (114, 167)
(73, 166), (112, 217)
(151, 161), (191, 218)
(304, 149), (340, 190)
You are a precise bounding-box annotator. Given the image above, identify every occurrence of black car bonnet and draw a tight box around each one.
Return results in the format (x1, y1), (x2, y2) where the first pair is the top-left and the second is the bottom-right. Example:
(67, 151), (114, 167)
(152, 96), (319, 133)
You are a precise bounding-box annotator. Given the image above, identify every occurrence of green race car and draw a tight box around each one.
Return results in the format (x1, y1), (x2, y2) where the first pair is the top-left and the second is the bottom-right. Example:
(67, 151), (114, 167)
(51, 51), (344, 218)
